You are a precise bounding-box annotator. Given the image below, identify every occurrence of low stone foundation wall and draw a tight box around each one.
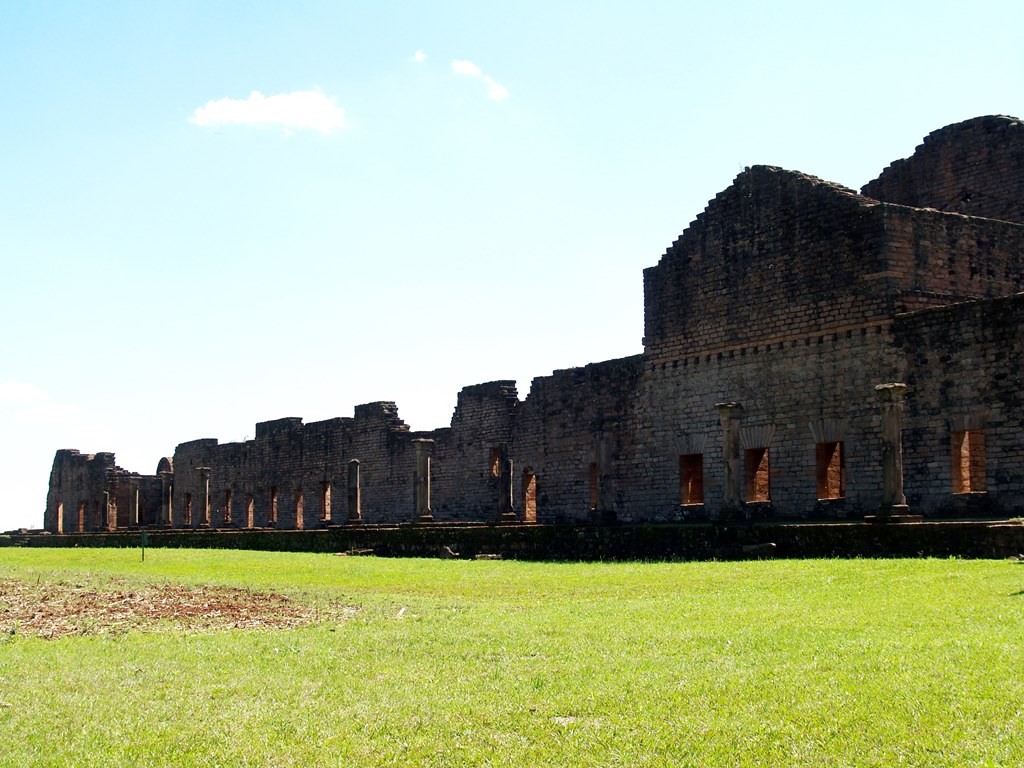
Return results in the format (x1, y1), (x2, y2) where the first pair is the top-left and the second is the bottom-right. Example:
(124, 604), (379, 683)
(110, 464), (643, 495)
(4, 520), (1023, 561)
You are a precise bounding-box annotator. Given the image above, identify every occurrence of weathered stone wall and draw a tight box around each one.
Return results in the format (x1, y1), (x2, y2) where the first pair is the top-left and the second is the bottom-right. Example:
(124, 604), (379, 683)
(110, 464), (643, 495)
(430, 381), (518, 522)
(629, 326), (904, 521)
(643, 166), (894, 361)
(511, 357), (645, 524)
(881, 204), (1024, 312)
(42, 115), (1024, 532)
(44, 450), (150, 533)
(168, 406), (419, 529)
(896, 292), (1024, 517)
(863, 115), (1024, 225)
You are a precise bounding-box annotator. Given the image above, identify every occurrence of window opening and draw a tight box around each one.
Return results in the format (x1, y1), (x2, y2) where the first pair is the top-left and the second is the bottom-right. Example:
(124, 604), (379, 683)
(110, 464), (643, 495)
(223, 489), (232, 525)
(744, 448), (770, 502)
(815, 442), (845, 499)
(952, 430), (986, 493)
(679, 454), (704, 505)
(321, 481), (332, 521)
(522, 470), (537, 523)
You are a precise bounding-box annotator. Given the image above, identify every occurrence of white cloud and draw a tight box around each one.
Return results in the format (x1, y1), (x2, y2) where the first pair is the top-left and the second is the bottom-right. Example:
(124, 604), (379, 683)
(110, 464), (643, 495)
(189, 89), (346, 134)
(451, 59), (482, 78)
(414, 50), (427, 63)
(451, 60), (508, 101)
(483, 76), (509, 101)
(0, 379), (49, 404)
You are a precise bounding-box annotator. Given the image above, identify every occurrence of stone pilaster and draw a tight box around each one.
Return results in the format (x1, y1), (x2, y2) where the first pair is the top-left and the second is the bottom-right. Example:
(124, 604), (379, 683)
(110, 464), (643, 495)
(197, 467), (212, 528)
(874, 383), (912, 520)
(347, 459), (362, 524)
(412, 439), (434, 523)
(496, 443), (517, 522)
(129, 478), (139, 528)
(104, 490), (117, 532)
(160, 471), (173, 527)
(716, 402), (744, 522)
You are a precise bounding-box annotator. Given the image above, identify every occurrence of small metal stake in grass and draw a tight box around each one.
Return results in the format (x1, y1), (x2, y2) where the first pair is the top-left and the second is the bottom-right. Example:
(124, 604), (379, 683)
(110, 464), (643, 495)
(141, 530), (147, 562)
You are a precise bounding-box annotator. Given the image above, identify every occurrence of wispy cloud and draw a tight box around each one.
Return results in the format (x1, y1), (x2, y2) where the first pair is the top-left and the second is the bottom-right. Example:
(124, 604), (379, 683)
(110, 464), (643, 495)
(483, 76), (508, 101)
(414, 50), (427, 63)
(451, 59), (508, 100)
(451, 59), (482, 78)
(189, 89), (346, 134)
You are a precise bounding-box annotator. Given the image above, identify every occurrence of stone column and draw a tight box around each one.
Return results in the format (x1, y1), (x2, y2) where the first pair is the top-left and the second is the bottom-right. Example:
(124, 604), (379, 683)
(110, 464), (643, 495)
(875, 383), (911, 518)
(197, 467), (212, 527)
(716, 402), (744, 523)
(412, 439), (435, 523)
(160, 471), (173, 527)
(496, 443), (517, 522)
(347, 459), (362, 524)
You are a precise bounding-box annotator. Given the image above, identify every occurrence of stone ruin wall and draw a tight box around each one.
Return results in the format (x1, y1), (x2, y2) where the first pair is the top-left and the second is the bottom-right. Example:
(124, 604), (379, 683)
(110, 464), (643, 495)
(633, 167), (903, 520)
(44, 116), (1024, 532)
(897, 292), (1024, 518)
(159, 357), (648, 529)
(632, 149), (1024, 522)
(510, 356), (646, 524)
(880, 203), (1024, 312)
(46, 450), (162, 533)
(628, 327), (904, 521)
(862, 115), (1024, 225)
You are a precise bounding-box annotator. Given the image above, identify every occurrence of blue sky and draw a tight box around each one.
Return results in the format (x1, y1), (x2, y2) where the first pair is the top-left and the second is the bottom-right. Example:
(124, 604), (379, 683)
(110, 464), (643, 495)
(1, 1), (1022, 529)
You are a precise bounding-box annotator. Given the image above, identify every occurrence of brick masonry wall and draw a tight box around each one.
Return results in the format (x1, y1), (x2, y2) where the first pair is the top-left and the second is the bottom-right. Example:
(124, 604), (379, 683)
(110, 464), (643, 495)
(881, 204), (1024, 309)
(629, 325), (905, 521)
(643, 166), (894, 362)
(45, 450), (119, 533)
(896, 293), (1024, 517)
(511, 357), (645, 524)
(863, 115), (1024, 225)
(430, 381), (518, 522)
(42, 117), (1024, 531)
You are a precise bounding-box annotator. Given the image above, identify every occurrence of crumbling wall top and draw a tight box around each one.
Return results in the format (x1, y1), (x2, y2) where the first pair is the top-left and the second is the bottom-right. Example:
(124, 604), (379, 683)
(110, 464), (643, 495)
(254, 418), (303, 439)
(862, 115), (1024, 224)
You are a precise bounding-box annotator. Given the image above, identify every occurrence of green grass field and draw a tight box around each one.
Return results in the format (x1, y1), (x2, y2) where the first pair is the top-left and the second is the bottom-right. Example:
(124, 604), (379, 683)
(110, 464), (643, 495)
(1, 548), (1022, 767)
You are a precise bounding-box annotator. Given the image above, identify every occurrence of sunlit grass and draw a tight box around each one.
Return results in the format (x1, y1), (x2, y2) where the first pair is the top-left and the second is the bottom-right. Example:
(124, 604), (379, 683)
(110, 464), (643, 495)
(1, 548), (1022, 766)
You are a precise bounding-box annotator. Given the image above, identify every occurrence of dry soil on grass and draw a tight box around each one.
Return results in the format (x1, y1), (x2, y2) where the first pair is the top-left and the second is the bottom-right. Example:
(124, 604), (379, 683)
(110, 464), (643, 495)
(0, 579), (348, 638)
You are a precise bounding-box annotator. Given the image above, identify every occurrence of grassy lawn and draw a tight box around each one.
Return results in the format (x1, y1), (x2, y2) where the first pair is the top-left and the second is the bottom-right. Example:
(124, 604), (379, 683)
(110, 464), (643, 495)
(1, 548), (1022, 767)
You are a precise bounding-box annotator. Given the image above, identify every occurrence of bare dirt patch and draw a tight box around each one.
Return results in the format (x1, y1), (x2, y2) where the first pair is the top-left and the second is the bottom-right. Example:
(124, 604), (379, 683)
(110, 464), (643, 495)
(0, 579), (350, 639)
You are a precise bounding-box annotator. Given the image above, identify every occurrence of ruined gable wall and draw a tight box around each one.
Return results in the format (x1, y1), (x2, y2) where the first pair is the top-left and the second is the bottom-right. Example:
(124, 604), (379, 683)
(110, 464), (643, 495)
(896, 293), (1024, 517)
(511, 356), (645, 523)
(643, 166), (891, 365)
(862, 115), (1024, 225)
